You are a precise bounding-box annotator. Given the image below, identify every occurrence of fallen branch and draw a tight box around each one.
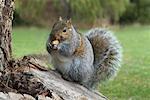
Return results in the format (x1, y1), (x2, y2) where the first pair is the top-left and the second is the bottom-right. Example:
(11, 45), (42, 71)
(0, 56), (107, 100)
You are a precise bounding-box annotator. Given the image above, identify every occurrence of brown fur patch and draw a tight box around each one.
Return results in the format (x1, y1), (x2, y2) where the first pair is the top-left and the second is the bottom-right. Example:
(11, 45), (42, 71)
(74, 37), (85, 56)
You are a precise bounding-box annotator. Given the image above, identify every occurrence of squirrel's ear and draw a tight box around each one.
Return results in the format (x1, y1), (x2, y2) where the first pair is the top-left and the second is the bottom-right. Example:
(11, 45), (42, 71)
(59, 16), (62, 21)
(66, 18), (72, 26)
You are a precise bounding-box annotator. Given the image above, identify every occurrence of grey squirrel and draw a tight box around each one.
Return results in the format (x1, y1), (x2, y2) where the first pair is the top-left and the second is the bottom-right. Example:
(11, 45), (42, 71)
(46, 17), (122, 89)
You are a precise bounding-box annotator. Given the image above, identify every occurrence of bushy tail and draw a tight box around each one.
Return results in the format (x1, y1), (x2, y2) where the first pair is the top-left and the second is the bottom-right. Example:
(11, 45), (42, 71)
(86, 28), (122, 86)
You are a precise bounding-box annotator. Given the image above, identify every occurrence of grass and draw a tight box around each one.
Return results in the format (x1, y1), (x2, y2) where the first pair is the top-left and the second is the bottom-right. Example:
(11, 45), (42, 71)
(12, 27), (50, 57)
(12, 25), (150, 100)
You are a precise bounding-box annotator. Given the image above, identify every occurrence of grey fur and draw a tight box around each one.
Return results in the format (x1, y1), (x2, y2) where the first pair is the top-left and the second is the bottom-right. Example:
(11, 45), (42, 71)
(47, 26), (122, 89)
(86, 28), (122, 88)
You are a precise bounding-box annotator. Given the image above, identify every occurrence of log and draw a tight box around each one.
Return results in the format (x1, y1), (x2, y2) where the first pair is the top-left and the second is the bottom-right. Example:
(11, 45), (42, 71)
(0, 92), (59, 100)
(31, 69), (107, 100)
(0, 56), (107, 100)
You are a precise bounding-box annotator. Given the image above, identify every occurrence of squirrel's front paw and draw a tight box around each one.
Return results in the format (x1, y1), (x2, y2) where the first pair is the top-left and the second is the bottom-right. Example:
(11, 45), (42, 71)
(46, 42), (53, 53)
(46, 41), (59, 53)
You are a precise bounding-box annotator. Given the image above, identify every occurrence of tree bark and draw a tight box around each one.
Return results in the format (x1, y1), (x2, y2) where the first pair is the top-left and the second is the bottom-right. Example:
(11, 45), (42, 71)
(0, 0), (14, 71)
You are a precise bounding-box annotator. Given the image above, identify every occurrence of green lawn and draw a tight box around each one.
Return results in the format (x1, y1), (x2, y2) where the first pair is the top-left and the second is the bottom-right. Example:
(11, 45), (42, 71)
(12, 25), (150, 100)
(12, 27), (50, 57)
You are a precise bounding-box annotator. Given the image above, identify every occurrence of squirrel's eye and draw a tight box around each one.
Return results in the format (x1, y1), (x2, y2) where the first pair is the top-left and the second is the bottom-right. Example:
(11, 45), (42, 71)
(63, 29), (66, 32)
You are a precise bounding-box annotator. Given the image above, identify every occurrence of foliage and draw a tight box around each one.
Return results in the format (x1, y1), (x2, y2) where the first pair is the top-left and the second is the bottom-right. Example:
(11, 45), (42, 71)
(69, 0), (103, 21)
(58, 0), (129, 23)
(14, 0), (150, 26)
(99, 0), (129, 23)
(120, 0), (150, 24)
(15, 0), (46, 26)
(137, 0), (150, 23)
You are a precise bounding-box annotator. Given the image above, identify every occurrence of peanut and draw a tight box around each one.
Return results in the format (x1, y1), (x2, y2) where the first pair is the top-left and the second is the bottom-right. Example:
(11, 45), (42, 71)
(52, 40), (59, 45)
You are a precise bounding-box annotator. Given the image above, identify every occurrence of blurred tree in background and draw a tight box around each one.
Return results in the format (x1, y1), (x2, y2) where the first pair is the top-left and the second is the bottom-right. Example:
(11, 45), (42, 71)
(13, 0), (150, 27)
(14, 0), (47, 26)
(120, 0), (150, 24)
(66, 0), (129, 24)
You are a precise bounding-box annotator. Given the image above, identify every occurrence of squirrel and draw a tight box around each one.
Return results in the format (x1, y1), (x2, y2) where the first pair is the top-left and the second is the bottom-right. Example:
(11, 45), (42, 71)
(46, 17), (122, 89)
